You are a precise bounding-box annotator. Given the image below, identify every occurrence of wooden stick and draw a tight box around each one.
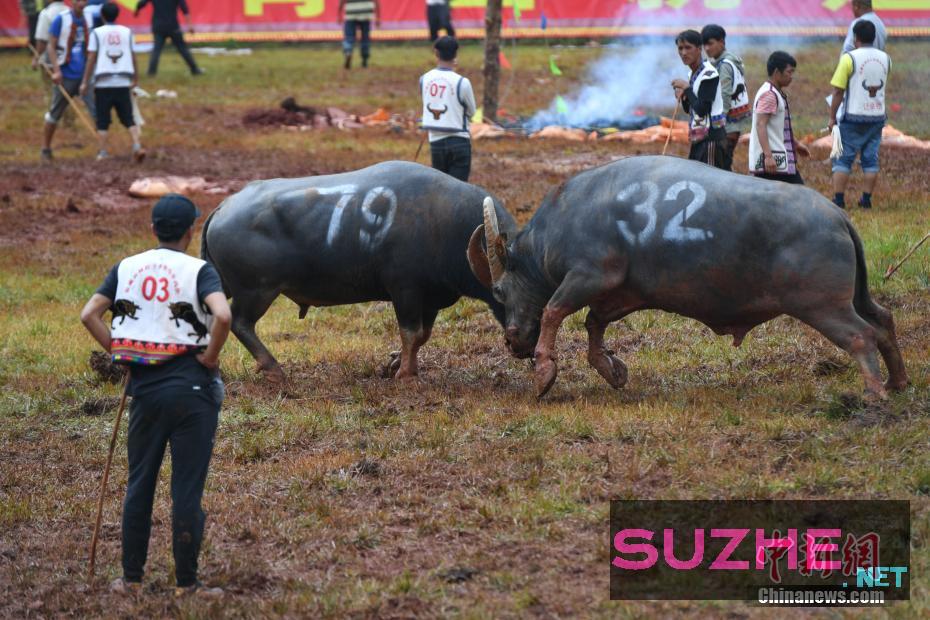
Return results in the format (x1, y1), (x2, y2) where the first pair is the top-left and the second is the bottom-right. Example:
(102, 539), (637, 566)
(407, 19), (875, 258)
(662, 99), (681, 156)
(884, 231), (930, 280)
(28, 42), (98, 138)
(88, 373), (130, 582)
(413, 133), (427, 162)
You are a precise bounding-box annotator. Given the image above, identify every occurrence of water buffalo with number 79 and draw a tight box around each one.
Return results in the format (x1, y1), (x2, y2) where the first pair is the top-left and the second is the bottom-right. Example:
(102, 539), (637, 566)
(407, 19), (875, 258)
(466, 156), (908, 399)
(202, 161), (515, 382)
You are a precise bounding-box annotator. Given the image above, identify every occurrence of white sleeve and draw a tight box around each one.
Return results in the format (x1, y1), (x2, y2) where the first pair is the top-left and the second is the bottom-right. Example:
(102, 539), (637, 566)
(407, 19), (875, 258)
(459, 78), (477, 118)
(35, 11), (51, 41)
(88, 29), (98, 53)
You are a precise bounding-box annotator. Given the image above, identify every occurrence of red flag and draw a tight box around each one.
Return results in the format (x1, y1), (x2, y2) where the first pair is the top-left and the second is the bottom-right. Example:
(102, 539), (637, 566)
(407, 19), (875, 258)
(499, 50), (511, 70)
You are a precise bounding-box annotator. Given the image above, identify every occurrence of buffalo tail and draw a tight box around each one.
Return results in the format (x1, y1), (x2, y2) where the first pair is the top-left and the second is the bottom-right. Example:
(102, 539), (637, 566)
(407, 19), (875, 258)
(845, 218), (879, 321)
(200, 205), (229, 297)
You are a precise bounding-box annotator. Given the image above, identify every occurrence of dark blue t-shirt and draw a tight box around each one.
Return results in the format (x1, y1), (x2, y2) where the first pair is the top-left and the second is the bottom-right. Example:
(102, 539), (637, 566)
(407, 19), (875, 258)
(96, 251), (224, 396)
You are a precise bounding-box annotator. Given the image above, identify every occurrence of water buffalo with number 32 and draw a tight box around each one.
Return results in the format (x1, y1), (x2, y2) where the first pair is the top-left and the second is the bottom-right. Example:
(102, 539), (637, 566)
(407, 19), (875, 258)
(202, 161), (515, 382)
(467, 156), (908, 399)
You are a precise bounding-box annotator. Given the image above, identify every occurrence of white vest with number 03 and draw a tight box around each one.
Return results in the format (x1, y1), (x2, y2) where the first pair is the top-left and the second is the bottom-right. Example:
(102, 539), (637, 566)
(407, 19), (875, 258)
(92, 24), (134, 79)
(111, 249), (212, 349)
(420, 68), (468, 133)
(842, 47), (890, 122)
(748, 82), (789, 173)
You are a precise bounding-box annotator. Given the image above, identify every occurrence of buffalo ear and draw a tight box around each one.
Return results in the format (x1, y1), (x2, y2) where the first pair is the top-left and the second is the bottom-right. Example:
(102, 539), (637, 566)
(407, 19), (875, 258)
(467, 224), (494, 289)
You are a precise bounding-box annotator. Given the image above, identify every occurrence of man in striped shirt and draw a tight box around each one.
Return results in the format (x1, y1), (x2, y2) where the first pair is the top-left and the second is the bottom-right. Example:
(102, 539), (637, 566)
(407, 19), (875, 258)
(339, 0), (380, 69)
(748, 51), (810, 185)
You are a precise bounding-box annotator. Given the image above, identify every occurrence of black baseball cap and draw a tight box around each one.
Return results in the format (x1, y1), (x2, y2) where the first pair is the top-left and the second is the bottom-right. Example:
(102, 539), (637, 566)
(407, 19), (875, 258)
(151, 193), (200, 236)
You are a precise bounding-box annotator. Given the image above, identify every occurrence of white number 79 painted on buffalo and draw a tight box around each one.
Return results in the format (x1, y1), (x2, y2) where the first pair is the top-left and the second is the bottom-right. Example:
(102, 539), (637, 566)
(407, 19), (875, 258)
(319, 185), (398, 250)
(615, 180), (713, 246)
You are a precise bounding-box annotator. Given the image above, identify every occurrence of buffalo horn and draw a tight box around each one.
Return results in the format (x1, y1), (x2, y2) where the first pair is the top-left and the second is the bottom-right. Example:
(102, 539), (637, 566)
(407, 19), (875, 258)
(467, 225), (493, 289)
(482, 197), (506, 283)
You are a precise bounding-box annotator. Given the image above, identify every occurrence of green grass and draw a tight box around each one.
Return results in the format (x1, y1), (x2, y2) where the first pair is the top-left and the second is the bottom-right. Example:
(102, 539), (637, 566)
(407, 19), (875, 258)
(0, 40), (929, 617)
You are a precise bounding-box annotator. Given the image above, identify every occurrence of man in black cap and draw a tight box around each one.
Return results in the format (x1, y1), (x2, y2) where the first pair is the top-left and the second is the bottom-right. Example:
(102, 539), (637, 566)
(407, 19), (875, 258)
(80, 193), (230, 596)
(419, 36), (476, 181)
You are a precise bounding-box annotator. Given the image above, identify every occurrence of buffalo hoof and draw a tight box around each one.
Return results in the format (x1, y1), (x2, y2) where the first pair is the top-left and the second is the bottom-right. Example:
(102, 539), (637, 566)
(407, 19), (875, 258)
(394, 368), (418, 380)
(863, 387), (889, 403)
(884, 377), (910, 392)
(590, 352), (628, 389)
(261, 365), (286, 384)
(534, 358), (558, 399)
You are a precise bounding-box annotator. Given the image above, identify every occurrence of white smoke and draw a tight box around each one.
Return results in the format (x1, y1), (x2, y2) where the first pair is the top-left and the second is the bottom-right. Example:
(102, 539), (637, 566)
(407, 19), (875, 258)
(526, 3), (818, 132)
(527, 40), (686, 130)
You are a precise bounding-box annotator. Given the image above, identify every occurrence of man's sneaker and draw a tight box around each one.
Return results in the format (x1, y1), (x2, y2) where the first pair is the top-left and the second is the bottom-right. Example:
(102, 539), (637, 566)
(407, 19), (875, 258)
(192, 68), (204, 76)
(96, 150), (109, 161)
(174, 582), (223, 598)
(132, 145), (146, 163)
(109, 578), (142, 595)
(40, 148), (53, 162)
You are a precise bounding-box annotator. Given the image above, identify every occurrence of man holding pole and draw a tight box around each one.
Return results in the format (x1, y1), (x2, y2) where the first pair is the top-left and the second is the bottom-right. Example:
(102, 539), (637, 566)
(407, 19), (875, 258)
(80, 194), (231, 596)
(42, 0), (96, 162)
(419, 35), (476, 182)
(671, 30), (730, 171)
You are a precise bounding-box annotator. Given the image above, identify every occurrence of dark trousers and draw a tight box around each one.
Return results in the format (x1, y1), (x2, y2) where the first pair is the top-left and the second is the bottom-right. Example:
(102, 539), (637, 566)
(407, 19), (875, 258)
(689, 135), (732, 172)
(427, 3), (455, 41)
(27, 13), (39, 48)
(148, 29), (199, 76)
(342, 20), (371, 59)
(430, 136), (471, 182)
(122, 381), (222, 587)
(94, 87), (135, 130)
(753, 171), (805, 185)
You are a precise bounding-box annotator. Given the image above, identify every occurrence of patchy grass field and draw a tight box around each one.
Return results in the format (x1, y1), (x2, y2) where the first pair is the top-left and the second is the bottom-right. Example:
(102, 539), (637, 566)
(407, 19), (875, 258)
(1, 39), (929, 618)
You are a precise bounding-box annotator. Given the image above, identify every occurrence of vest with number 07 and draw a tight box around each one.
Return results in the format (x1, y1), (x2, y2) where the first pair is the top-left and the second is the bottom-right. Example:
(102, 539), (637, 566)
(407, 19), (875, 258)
(110, 248), (212, 365)
(420, 68), (468, 133)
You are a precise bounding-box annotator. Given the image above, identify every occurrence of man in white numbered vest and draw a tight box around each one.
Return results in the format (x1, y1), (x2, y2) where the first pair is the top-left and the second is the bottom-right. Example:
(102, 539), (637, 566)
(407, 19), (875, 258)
(80, 2), (145, 162)
(80, 194), (231, 597)
(701, 24), (750, 164)
(829, 19), (890, 210)
(749, 51), (810, 185)
(671, 30), (730, 171)
(419, 35), (476, 182)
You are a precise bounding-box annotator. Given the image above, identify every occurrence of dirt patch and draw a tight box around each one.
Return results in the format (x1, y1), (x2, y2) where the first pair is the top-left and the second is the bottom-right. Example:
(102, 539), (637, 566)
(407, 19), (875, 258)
(89, 351), (126, 384)
(78, 396), (121, 417)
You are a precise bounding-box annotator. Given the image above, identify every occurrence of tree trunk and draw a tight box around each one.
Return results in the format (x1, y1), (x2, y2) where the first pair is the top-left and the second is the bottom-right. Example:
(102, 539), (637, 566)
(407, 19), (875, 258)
(483, 0), (502, 122)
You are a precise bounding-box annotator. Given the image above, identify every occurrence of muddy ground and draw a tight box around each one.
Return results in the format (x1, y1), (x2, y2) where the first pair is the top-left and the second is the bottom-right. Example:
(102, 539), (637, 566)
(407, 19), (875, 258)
(2, 42), (930, 619)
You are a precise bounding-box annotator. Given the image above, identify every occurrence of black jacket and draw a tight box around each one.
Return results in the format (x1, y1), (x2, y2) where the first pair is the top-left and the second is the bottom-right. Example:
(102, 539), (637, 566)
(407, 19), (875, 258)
(136, 0), (189, 34)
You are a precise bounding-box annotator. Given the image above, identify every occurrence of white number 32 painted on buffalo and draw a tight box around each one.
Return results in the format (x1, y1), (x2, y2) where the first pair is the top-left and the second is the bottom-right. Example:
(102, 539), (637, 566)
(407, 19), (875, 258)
(615, 180), (713, 245)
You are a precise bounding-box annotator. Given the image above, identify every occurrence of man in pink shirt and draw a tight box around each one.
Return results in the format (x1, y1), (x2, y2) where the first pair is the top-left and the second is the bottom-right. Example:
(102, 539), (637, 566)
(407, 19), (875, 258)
(748, 51), (810, 184)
